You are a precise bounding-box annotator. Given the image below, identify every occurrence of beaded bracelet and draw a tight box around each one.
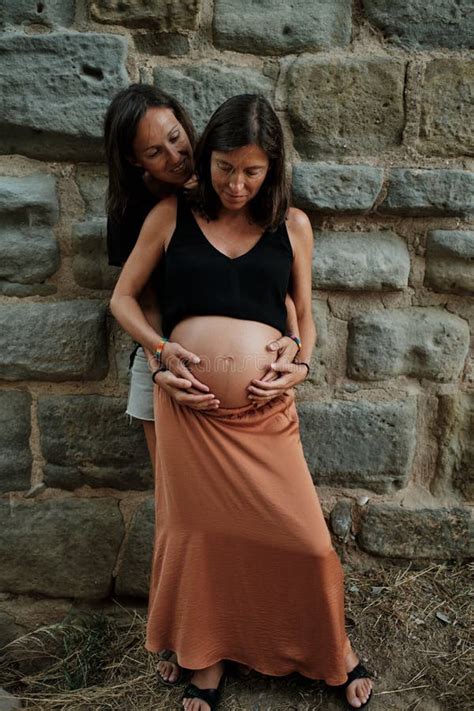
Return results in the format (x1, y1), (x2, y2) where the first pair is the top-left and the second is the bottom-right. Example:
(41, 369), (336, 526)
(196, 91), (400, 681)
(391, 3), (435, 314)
(153, 337), (169, 362)
(286, 333), (302, 351)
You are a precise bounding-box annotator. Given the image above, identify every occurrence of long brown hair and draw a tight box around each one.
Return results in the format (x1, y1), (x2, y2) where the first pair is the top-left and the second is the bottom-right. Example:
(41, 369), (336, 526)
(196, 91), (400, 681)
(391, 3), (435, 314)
(104, 84), (196, 221)
(190, 94), (289, 231)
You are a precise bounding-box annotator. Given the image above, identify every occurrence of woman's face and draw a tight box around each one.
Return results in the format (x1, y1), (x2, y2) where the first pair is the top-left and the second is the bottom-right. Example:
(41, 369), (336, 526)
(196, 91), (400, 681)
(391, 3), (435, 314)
(210, 144), (270, 212)
(131, 107), (193, 185)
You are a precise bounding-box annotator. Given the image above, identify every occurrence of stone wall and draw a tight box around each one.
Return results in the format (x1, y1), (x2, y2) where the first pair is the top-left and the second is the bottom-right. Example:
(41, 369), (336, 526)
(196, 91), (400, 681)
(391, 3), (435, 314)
(0, 1), (472, 642)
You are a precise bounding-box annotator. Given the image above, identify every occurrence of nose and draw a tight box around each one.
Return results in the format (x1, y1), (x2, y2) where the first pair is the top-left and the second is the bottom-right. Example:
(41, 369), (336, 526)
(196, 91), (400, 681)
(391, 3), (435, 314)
(229, 172), (244, 193)
(166, 144), (181, 165)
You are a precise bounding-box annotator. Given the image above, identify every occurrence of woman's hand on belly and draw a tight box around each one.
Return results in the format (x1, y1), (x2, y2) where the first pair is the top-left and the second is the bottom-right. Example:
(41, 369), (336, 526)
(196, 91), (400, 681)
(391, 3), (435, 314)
(153, 369), (220, 410)
(247, 337), (306, 405)
(161, 340), (212, 393)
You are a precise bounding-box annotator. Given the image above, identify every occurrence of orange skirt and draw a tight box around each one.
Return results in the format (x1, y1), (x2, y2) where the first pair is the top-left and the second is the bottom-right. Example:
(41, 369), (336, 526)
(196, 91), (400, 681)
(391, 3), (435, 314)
(145, 388), (351, 684)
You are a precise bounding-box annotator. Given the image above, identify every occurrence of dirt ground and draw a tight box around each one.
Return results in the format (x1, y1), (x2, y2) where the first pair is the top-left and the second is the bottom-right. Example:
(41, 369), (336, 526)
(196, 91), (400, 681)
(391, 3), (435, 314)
(1, 560), (471, 710)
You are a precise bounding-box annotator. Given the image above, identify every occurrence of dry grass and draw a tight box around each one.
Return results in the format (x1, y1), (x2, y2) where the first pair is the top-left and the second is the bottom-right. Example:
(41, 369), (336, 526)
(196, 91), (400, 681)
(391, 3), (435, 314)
(1, 561), (472, 710)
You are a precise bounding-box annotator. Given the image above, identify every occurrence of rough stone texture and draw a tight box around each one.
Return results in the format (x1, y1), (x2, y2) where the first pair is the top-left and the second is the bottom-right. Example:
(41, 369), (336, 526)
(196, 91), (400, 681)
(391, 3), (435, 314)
(76, 167), (108, 219)
(0, 498), (124, 598)
(287, 56), (406, 158)
(0, 686), (22, 710)
(0, 609), (25, 651)
(72, 220), (119, 290)
(38, 395), (152, 491)
(0, 301), (108, 382)
(298, 398), (417, 493)
(0, 391), (32, 494)
(437, 393), (474, 500)
(133, 31), (190, 56)
(154, 62), (274, 133)
(358, 504), (472, 559)
(0, 32), (128, 160)
(115, 498), (154, 597)
(363, 0), (474, 50)
(425, 230), (474, 295)
(0, 0), (75, 28)
(330, 499), (352, 539)
(213, 0), (351, 55)
(309, 298), (329, 386)
(0, 175), (59, 296)
(381, 169), (474, 216)
(419, 59), (474, 157)
(292, 163), (383, 212)
(313, 231), (410, 291)
(347, 308), (470, 382)
(91, 0), (201, 29)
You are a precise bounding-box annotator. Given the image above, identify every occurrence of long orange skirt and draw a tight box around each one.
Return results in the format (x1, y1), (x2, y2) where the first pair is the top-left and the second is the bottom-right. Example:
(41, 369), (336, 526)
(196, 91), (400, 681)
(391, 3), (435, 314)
(145, 388), (351, 684)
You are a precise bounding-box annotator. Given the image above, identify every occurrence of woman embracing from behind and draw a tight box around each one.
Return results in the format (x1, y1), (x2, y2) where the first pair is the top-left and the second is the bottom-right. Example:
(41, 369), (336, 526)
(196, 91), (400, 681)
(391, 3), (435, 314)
(110, 94), (373, 710)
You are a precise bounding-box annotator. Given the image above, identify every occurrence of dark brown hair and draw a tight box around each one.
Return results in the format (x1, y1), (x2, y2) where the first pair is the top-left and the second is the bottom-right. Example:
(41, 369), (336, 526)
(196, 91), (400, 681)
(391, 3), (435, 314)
(190, 94), (289, 231)
(104, 84), (196, 221)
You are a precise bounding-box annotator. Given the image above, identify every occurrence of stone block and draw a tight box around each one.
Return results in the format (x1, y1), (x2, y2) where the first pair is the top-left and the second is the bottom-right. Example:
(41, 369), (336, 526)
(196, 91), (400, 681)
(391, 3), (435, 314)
(298, 397), (417, 493)
(0, 391), (31, 494)
(425, 230), (474, 295)
(437, 393), (474, 500)
(134, 31), (190, 56)
(0, 301), (108, 382)
(310, 298), (329, 385)
(419, 59), (474, 156)
(0, 174), (59, 295)
(115, 498), (154, 597)
(0, 32), (128, 160)
(90, 0), (200, 29)
(347, 307), (470, 382)
(287, 56), (405, 158)
(0, 498), (124, 598)
(0, 686), (22, 710)
(38, 395), (152, 491)
(0, 0), (75, 28)
(330, 500), (352, 539)
(381, 169), (474, 216)
(76, 167), (108, 219)
(358, 504), (472, 559)
(313, 231), (410, 291)
(363, 1), (474, 50)
(154, 62), (274, 133)
(0, 610), (25, 650)
(213, 0), (351, 55)
(72, 220), (119, 290)
(292, 163), (383, 213)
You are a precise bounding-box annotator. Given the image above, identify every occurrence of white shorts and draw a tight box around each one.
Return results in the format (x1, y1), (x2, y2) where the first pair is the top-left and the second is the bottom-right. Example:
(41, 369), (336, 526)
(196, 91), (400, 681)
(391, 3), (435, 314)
(126, 347), (155, 422)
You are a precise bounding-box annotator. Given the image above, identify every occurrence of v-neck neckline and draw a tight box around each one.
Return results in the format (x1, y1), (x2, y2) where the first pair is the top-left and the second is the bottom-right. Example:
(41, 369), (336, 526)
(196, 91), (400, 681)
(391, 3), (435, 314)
(190, 208), (269, 262)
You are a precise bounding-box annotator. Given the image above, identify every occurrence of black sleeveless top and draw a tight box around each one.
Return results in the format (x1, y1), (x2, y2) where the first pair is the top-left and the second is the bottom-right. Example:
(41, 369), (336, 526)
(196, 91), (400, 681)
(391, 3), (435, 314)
(160, 194), (293, 338)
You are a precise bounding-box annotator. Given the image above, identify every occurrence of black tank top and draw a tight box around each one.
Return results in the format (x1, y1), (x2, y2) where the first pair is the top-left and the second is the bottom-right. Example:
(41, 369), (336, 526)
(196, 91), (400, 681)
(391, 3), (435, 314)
(160, 194), (293, 338)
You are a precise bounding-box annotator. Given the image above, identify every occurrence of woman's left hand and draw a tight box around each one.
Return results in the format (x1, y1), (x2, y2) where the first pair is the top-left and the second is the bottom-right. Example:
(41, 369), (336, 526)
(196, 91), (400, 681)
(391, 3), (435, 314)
(247, 336), (306, 406)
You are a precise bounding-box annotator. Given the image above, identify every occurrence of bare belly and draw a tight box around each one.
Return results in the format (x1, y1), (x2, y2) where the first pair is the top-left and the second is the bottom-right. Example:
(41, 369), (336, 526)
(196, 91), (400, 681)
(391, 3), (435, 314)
(170, 316), (281, 407)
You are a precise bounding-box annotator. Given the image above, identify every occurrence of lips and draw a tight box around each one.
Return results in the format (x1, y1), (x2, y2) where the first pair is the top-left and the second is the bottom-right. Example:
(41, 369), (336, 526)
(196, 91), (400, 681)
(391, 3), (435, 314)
(170, 158), (188, 174)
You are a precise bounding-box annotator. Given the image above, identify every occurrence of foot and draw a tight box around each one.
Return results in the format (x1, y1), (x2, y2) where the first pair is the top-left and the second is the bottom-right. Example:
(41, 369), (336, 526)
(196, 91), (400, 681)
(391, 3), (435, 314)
(344, 650), (373, 708)
(157, 650), (181, 684)
(182, 661), (225, 711)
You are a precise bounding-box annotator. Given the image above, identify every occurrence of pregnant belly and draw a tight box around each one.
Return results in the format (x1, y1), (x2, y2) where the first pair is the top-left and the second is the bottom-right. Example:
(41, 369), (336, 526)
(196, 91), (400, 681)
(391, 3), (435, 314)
(169, 316), (281, 407)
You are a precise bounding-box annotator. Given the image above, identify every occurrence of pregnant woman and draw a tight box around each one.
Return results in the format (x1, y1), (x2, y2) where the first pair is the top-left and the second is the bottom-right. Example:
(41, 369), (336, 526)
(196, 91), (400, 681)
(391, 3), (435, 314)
(110, 95), (373, 710)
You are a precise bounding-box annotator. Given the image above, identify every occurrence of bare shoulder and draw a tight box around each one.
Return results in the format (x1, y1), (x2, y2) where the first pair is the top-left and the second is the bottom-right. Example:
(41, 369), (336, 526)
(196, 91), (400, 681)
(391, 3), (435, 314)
(139, 194), (178, 249)
(143, 194), (178, 229)
(286, 207), (311, 231)
(285, 207), (313, 255)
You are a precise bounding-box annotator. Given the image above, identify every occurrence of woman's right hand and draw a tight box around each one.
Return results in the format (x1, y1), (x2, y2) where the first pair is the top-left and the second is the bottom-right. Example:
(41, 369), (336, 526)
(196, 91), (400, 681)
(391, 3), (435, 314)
(153, 370), (220, 410)
(161, 341), (211, 394)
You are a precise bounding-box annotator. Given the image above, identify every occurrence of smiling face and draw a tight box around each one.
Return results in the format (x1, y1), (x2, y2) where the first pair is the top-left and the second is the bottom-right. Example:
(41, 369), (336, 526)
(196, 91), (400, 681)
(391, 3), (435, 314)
(210, 144), (270, 212)
(131, 107), (193, 185)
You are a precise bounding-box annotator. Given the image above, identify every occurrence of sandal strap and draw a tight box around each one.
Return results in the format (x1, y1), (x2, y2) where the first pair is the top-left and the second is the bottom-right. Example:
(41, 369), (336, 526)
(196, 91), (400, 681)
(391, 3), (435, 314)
(328, 663), (372, 691)
(182, 683), (220, 708)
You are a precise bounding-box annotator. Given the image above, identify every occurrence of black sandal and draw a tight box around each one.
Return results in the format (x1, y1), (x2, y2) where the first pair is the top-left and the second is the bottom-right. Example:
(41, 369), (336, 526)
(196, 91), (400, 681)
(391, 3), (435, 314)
(327, 662), (373, 710)
(157, 649), (188, 686)
(181, 663), (226, 710)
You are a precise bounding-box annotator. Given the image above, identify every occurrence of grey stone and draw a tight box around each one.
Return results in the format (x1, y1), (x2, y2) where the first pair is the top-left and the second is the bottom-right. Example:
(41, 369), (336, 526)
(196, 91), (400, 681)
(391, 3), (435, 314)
(288, 56), (406, 158)
(0, 32), (128, 161)
(425, 230), (474, 295)
(363, 1), (474, 50)
(0, 498), (124, 598)
(72, 220), (119, 290)
(348, 307), (470, 382)
(0, 687), (22, 710)
(358, 504), (472, 559)
(133, 31), (190, 56)
(419, 58), (474, 157)
(154, 62), (274, 133)
(0, 175), (59, 224)
(91, 0), (200, 29)
(313, 231), (410, 291)
(309, 298), (329, 385)
(0, 227), (59, 296)
(292, 163), (383, 212)
(0, 391), (31, 494)
(297, 397), (417, 493)
(213, 0), (351, 55)
(381, 169), (474, 216)
(330, 500), (352, 539)
(38, 395), (152, 491)
(0, 0), (75, 28)
(0, 301), (108, 382)
(0, 610), (25, 650)
(437, 393), (474, 501)
(115, 498), (154, 597)
(76, 167), (108, 219)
